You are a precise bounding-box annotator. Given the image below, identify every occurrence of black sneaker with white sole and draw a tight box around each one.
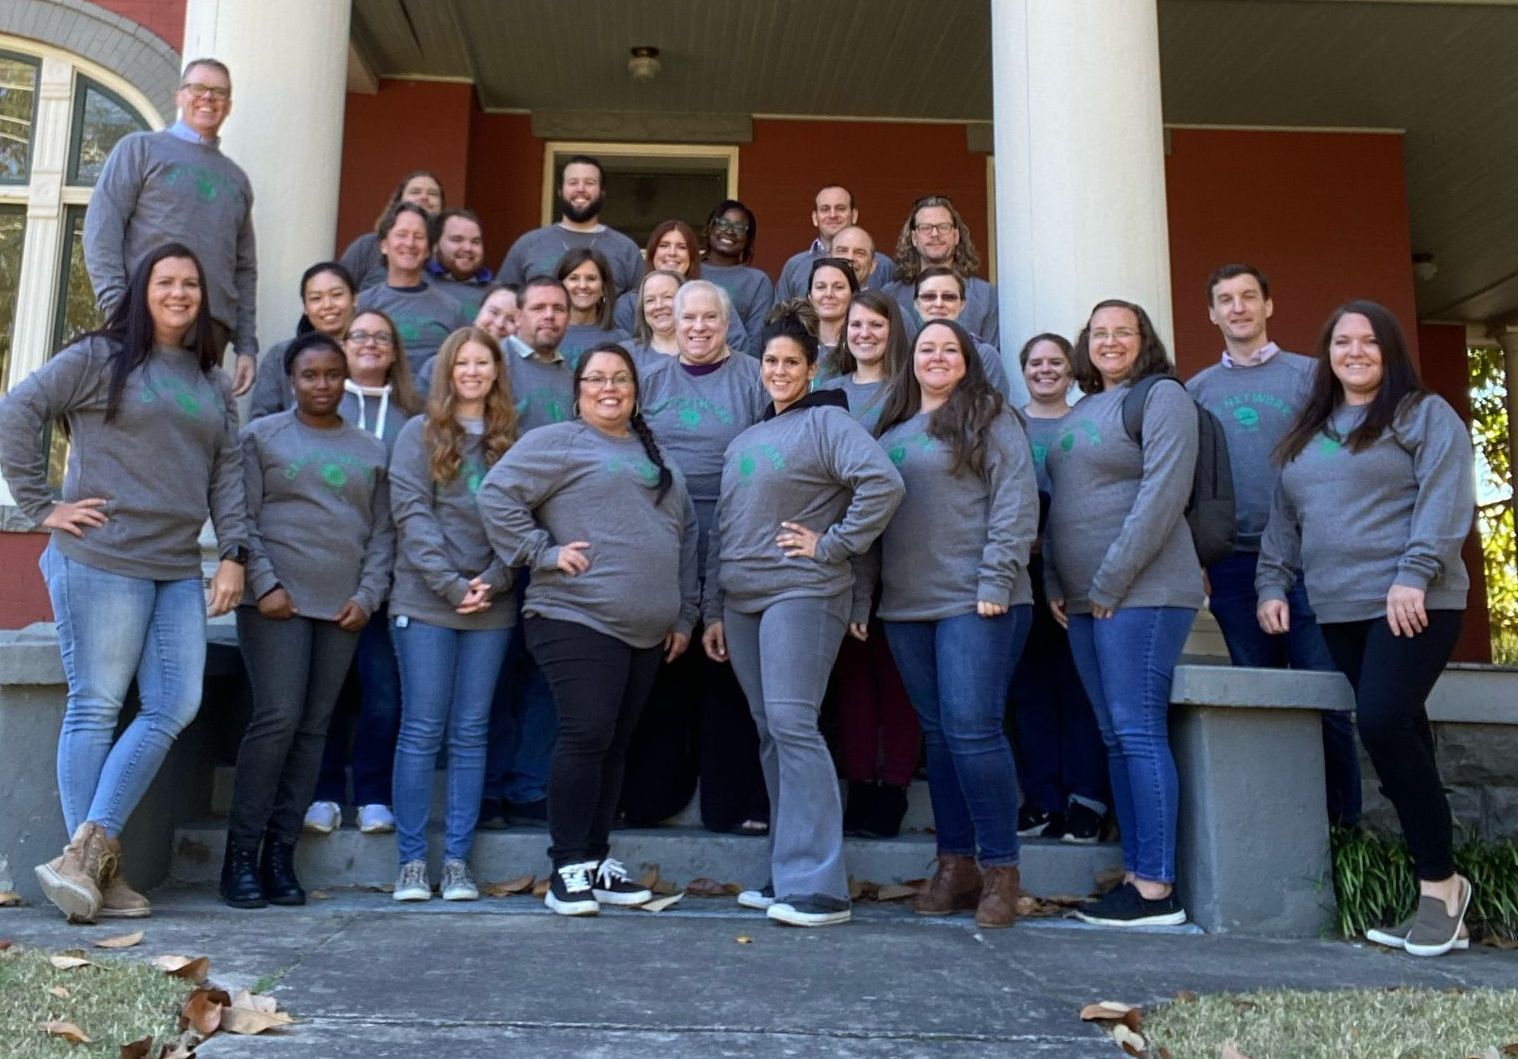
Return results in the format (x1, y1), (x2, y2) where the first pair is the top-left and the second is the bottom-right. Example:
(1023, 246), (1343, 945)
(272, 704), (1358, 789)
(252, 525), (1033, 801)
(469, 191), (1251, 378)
(591, 857), (651, 906)
(737, 882), (775, 910)
(767, 893), (852, 927)
(1062, 802), (1104, 844)
(546, 860), (599, 916)
(1017, 804), (1056, 837)
(1075, 882), (1187, 927)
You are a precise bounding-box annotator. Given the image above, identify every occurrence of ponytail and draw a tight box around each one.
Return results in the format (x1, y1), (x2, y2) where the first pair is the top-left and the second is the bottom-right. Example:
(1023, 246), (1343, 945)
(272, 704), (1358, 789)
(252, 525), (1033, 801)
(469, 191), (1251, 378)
(630, 411), (674, 506)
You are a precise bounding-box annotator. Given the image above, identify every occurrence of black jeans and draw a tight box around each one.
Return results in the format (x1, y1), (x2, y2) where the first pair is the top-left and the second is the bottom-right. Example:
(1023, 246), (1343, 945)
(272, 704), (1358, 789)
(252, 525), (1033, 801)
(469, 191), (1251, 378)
(1319, 610), (1462, 881)
(230, 609), (360, 847)
(525, 616), (663, 866)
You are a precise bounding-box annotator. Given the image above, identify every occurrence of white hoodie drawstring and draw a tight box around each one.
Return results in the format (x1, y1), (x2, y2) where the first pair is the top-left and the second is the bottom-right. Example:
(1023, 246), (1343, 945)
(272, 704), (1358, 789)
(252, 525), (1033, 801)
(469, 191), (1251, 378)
(343, 379), (391, 438)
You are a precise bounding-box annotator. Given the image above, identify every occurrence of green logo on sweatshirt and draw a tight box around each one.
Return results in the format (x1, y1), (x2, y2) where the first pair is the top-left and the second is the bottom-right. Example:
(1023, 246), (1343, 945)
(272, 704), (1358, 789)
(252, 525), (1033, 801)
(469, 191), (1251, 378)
(139, 378), (206, 418)
(646, 397), (736, 431)
(733, 443), (786, 482)
(284, 451), (377, 496)
(607, 455), (660, 487)
(1312, 433), (1345, 458)
(1031, 442), (1048, 470)
(462, 456), (485, 495)
(886, 433), (937, 466)
(517, 392), (569, 425)
(1055, 420), (1102, 453)
(1233, 406), (1261, 430)
(164, 162), (239, 206)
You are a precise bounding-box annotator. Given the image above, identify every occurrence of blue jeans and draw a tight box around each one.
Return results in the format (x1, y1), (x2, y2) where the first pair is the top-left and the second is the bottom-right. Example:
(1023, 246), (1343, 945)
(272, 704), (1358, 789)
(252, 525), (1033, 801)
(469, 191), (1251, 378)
(1066, 606), (1195, 884)
(884, 606), (1031, 867)
(313, 609), (403, 807)
(1207, 550), (1362, 826)
(40, 542), (206, 836)
(483, 571), (555, 806)
(391, 618), (511, 864)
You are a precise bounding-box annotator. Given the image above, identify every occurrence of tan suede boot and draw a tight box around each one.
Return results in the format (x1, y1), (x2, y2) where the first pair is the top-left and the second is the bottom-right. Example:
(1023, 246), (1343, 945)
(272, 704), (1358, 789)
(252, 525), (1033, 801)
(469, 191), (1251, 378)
(975, 865), (1021, 929)
(34, 821), (105, 923)
(98, 836), (151, 918)
(913, 853), (982, 916)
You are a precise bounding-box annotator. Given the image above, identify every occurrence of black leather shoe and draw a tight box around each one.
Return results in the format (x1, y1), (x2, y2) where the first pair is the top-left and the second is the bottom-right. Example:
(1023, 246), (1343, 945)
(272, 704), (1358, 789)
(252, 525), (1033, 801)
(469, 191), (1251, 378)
(259, 837), (306, 906)
(219, 841), (267, 909)
(842, 781), (876, 836)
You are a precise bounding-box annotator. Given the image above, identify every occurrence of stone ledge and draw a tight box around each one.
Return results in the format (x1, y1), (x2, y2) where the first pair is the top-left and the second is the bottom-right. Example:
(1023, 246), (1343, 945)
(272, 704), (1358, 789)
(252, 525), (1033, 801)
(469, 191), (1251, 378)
(1428, 665), (1518, 724)
(1171, 664), (1354, 711)
(0, 621), (244, 683)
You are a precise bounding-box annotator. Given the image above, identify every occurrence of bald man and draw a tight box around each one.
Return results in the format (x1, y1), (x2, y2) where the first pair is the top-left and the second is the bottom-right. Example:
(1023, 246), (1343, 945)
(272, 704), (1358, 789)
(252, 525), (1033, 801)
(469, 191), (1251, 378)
(828, 226), (891, 291)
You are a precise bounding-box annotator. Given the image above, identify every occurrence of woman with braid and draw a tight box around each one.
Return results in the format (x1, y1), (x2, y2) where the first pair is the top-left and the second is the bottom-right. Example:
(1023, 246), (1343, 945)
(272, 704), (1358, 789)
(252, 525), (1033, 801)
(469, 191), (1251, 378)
(479, 343), (700, 917)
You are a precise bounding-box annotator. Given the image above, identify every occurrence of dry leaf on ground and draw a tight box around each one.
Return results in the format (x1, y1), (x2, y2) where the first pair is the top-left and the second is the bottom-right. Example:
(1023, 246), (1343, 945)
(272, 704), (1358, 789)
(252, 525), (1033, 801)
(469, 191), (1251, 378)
(179, 987), (230, 1036)
(152, 954), (210, 982)
(636, 866), (659, 889)
(230, 989), (279, 1014)
(219, 1005), (293, 1035)
(0, 891), (23, 907)
(120, 1035), (154, 1058)
(48, 954), (94, 970)
(0, 939), (13, 951)
(1466, 1048), (1502, 1059)
(875, 883), (918, 902)
(95, 930), (145, 949)
(154, 1034), (198, 1058)
(47, 985), (69, 999)
(531, 878), (549, 898)
(1079, 1001), (1135, 1022)
(641, 893), (684, 913)
(1093, 868), (1126, 895)
(1017, 896), (1068, 918)
(38, 1020), (92, 1043)
(652, 878), (679, 896)
(686, 877), (740, 897)
(1112, 1023), (1147, 1055)
(1221, 1042), (1256, 1059)
(480, 875), (534, 897)
(308, 890), (331, 901)
(735, 935), (752, 944)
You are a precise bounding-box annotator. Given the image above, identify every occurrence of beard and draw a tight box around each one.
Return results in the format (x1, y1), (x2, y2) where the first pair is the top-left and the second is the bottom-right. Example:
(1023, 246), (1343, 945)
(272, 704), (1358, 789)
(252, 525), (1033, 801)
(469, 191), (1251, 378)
(559, 192), (605, 224)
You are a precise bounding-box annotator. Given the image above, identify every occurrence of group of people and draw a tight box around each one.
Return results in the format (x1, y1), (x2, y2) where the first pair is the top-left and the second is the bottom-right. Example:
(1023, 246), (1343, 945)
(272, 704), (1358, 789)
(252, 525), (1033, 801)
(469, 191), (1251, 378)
(0, 60), (1478, 954)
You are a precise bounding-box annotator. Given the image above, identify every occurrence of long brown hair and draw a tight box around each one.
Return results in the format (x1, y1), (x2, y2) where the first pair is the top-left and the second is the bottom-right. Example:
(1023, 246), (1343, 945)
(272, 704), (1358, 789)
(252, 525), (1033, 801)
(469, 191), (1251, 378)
(555, 248), (617, 330)
(875, 319), (1005, 477)
(827, 290), (908, 378)
(643, 219), (701, 279)
(423, 327), (517, 483)
(343, 309), (423, 415)
(892, 194), (982, 284)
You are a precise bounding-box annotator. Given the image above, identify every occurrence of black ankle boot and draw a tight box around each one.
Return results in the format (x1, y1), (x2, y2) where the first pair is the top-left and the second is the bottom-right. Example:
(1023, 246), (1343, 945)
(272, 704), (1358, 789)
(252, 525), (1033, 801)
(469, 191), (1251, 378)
(220, 841), (267, 909)
(863, 783), (909, 839)
(843, 780), (877, 836)
(259, 837), (305, 906)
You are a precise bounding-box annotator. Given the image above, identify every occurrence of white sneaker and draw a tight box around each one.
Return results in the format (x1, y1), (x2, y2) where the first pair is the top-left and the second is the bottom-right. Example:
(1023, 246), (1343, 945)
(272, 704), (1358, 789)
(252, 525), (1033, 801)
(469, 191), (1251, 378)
(357, 804), (396, 834)
(393, 859), (432, 902)
(737, 883), (775, 910)
(440, 859), (478, 901)
(303, 801), (341, 835)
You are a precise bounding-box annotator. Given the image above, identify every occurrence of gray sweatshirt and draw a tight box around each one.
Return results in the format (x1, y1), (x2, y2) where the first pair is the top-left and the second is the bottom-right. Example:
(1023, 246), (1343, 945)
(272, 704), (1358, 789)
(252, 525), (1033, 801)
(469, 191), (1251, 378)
(561, 323), (633, 370)
(431, 272), (490, 321)
(776, 247), (896, 300)
(339, 232), (388, 291)
(249, 360), (412, 457)
(701, 264), (777, 354)
(1023, 413), (1065, 496)
(497, 224), (644, 295)
(83, 130), (258, 354)
(239, 411), (393, 619)
(249, 338), (294, 419)
(875, 408), (1038, 620)
(477, 421), (700, 648)
(1186, 350), (1316, 550)
(388, 416), (515, 631)
(0, 335), (246, 580)
(1256, 395), (1473, 623)
(639, 354), (769, 569)
(704, 400), (904, 621)
(1043, 379), (1203, 614)
(506, 351), (576, 434)
(816, 374), (889, 432)
(355, 281), (467, 376)
(613, 290), (749, 355)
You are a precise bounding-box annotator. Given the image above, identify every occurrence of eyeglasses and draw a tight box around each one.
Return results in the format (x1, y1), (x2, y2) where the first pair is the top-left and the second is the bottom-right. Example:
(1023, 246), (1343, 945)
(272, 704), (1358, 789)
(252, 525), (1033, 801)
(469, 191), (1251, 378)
(712, 219), (750, 236)
(1089, 328), (1139, 342)
(581, 373), (635, 388)
(917, 292), (962, 304)
(347, 330), (394, 347)
(914, 222), (956, 236)
(180, 83), (231, 101)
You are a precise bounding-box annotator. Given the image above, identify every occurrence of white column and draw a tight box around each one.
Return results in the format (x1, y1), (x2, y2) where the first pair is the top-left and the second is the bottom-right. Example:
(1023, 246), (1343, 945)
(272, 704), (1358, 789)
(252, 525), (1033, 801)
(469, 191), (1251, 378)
(182, 0), (351, 359)
(990, 0), (1174, 355)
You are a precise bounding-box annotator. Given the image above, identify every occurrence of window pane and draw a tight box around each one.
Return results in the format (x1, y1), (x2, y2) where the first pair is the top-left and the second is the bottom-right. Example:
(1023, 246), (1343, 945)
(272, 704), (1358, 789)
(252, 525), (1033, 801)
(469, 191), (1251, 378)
(69, 78), (148, 186)
(53, 206), (101, 349)
(0, 53), (40, 184)
(0, 203), (25, 391)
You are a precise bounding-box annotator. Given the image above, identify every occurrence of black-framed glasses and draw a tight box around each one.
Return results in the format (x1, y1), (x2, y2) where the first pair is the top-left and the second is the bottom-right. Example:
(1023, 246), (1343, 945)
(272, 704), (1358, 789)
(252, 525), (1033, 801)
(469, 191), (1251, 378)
(179, 83), (230, 101)
(347, 330), (394, 347)
(712, 219), (750, 236)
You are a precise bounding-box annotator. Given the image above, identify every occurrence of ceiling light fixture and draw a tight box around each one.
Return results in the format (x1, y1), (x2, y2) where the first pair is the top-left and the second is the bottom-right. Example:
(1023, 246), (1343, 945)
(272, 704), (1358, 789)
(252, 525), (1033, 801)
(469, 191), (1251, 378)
(1412, 253), (1438, 282)
(628, 46), (661, 82)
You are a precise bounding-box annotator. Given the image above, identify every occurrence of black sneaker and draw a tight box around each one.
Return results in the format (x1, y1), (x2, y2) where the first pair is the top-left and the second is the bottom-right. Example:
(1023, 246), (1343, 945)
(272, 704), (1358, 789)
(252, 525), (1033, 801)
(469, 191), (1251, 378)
(508, 798), (549, 828)
(1075, 882), (1186, 927)
(1017, 804), (1055, 837)
(1062, 802), (1103, 844)
(767, 893), (851, 927)
(862, 783), (909, 839)
(842, 781), (876, 836)
(1037, 813), (1069, 840)
(736, 882), (775, 910)
(546, 860), (599, 917)
(591, 857), (652, 906)
(477, 799), (509, 831)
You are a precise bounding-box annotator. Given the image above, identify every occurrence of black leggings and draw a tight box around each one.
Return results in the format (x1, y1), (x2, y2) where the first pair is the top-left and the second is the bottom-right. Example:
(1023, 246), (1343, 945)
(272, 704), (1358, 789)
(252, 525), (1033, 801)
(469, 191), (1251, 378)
(524, 616), (662, 866)
(1319, 611), (1462, 881)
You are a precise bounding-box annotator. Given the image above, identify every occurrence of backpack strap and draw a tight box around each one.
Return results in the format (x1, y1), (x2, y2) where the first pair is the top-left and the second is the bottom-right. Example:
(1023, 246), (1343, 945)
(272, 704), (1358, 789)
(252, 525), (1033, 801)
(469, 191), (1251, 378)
(1120, 374), (1179, 445)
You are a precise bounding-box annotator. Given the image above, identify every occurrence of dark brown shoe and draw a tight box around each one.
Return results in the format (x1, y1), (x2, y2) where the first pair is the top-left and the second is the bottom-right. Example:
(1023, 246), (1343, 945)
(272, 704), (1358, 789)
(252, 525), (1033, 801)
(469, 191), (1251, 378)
(913, 853), (981, 916)
(975, 865), (1021, 929)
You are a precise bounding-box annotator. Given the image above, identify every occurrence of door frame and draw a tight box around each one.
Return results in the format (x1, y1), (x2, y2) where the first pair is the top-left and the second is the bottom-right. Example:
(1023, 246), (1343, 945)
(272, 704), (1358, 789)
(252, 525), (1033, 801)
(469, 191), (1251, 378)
(539, 141), (741, 225)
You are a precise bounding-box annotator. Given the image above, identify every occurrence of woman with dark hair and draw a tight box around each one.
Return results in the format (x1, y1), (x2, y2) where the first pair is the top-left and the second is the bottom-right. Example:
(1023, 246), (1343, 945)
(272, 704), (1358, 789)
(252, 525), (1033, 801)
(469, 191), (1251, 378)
(249, 261), (359, 418)
(220, 334), (393, 909)
(911, 268), (1017, 401)
(701, 200), (775, 355)
(341, 170), (445, 291)
(623, 268), (684, 365)
(1045, 299), (1201, 929)
(0, 243), (247, 922)
(387, 327), (519, 903)
(808, 257), (859, 362)
(304, 307), (422, 838)
(872, 318), (1038, 927)
(1258, 300), (1474, 957)
(817, 291), (919, 838)
(704, 301), (904, 928)
(355, 202), (469, 386)
(479, 343), (699, 916)
(1006, 333), (1109, 844)
(556, 248), (631, 369)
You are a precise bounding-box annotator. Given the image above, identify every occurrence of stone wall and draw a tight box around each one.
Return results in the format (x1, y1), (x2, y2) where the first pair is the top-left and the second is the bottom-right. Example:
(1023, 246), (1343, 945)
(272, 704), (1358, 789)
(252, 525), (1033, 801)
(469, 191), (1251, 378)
(1359, 721), (1518, 842)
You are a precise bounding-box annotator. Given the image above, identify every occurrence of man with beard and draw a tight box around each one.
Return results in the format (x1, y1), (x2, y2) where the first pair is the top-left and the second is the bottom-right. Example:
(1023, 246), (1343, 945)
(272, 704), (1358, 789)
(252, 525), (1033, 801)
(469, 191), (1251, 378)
(427, 208), (493, 319)
(884, 194), (998, 345)
(775, 185), (895, 300)
(498, 156), (642, 295)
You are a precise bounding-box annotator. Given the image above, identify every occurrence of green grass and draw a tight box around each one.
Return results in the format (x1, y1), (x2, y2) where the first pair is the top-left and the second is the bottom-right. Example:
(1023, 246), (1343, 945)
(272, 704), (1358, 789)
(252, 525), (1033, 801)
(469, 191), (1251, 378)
(0, 943), (187, 1057)
(1146, 987), (1518, 1059)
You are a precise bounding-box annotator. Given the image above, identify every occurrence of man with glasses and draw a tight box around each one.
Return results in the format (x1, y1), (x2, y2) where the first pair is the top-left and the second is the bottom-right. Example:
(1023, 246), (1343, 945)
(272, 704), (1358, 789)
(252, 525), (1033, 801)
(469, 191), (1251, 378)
(84, 58), (258, 395)
(498, 156), (643, 296)
(886, 195), (999, 346)
(775, 185), (896, 300)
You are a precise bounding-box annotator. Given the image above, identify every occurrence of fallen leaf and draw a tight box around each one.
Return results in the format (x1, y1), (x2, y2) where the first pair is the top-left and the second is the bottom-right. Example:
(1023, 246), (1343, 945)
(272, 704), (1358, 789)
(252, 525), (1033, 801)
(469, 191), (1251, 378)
(152, 955), (210, 982)
(736, 934), (752, 944)
(38, 1020), (92, 1043)
(1159, 1049), (1175, 1059)
(1093, 868), (1125, 895)
(219, 1006), (293, 1035)
(1466, 1048), (1501, 1059)
(1221, 1043), (1256, 1059)
(308, 890), (331, 901)
(641, 892), (684, 913)
(480, 875), (534, 897)
(1227, 998), (1257, 1014)
(652, 878), (679, 896)
(121, 1035), (154, 1058)
(47, 985), (70, 999)
(178, 988), (230, 1035)
(0, 939), (12, 951)
(1175, 989), (1198, 1002)
(1481, 935), (1518, 951)
(531, 878), (549, 898)
(1501, 1044), (1518, 1057)
(856, 879), (879, 900)
(876, 884), (918, 902)
(0, 891), (23, 907)
(1112, 1023), (1147, 1056)
(687, 877), (739, 897)
(95, 930), (145, 949)
(1045, 893), (1088, 907)
(1080, 1001), (1135, 1021)
(230, 989), (278, 1014)
(154, 1034), (198, 1059)
(1017, 895), (1065, 918)
(48, 954), (94, 970)
(636, 865), (659, 890)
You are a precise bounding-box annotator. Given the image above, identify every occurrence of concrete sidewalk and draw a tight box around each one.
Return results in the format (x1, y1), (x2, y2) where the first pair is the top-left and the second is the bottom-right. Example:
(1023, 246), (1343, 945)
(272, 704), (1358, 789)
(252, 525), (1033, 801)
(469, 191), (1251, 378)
(3, 888), (1515, 1058)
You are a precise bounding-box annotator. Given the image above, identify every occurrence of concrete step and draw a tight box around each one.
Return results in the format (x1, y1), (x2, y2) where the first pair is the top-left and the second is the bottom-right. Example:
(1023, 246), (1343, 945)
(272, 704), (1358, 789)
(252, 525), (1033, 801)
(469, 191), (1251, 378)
(171, 821), (1121, 899)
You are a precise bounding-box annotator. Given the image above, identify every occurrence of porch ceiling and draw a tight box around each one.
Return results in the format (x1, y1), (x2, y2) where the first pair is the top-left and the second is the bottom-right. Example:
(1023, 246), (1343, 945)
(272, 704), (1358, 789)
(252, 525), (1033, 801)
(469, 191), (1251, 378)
(350, 0), (1518, 326)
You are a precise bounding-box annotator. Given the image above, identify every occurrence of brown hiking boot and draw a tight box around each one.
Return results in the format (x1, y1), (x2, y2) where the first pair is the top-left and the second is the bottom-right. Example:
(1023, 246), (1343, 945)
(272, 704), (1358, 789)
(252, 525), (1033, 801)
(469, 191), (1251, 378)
(34, 821), (105, 923)
(98, 836), (150, 919)
(975, 865), (1021, 929)
(914, 853), (982, 916)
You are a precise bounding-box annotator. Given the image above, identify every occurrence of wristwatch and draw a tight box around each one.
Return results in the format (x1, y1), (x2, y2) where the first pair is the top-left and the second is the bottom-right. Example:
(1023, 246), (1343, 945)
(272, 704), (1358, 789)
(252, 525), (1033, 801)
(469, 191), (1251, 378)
(222, 546), (250, 565)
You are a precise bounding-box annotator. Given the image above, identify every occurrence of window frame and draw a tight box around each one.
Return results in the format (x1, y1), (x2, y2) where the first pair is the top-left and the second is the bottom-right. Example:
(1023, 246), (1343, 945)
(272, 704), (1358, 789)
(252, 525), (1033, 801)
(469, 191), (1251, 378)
(65, 74), (145, 187)
(0, 49), (41, 187)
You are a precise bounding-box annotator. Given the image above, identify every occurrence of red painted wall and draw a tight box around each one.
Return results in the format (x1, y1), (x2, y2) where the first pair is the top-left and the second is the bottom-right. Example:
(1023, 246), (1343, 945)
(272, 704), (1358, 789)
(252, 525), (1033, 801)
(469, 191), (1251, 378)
(467, 109), (543, 274)
(0, 532), (52, 628)
(1165, 128), (1419, 378)
(334, 82), (476, 256)
(94, 0), (185, 51)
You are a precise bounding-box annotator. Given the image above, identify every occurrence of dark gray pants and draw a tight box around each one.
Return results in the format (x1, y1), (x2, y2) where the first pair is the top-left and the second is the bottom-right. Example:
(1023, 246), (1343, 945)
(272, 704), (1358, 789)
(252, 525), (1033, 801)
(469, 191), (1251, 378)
(229, 608), (360, 847)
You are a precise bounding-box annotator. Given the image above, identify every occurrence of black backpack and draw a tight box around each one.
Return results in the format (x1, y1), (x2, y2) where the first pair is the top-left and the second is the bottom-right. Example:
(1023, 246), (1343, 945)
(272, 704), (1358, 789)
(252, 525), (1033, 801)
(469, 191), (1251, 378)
(1121, 375), (1237, 566)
